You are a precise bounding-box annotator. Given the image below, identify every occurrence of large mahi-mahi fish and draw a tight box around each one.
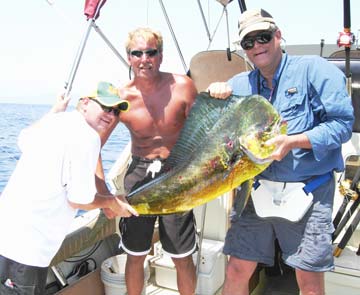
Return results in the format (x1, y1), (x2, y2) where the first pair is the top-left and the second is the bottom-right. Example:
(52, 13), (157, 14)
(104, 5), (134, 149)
(127, 92), (286, 215)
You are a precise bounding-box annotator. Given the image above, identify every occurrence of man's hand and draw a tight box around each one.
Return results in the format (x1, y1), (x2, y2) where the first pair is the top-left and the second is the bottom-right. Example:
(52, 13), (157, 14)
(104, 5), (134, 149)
(266, 133), (312, 161)
(265, 134), (292, 161)
(50, 93), (70, 113)
(103, 208), (117, 219)
(106, 195), (138, 218)
(206, 82), (232, 99)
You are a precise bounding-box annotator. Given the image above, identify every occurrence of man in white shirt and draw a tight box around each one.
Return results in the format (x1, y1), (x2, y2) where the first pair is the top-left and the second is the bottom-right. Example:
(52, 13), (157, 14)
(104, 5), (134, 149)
(0, 81), (137, 295)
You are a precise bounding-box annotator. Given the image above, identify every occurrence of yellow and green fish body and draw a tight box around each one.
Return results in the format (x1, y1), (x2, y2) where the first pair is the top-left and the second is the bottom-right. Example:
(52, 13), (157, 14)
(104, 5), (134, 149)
(127, 93), (286, 215)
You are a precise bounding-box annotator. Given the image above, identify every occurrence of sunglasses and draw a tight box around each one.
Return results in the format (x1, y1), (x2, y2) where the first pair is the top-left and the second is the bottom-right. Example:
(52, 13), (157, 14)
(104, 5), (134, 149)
(240, 31), (274, 50)
(89, 98), (128, 116)
(129, 49), (159, 58)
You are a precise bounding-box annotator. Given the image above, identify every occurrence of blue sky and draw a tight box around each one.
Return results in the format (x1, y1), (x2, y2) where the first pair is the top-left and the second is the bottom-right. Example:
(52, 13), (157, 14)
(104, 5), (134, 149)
(1, 0), (359, 105)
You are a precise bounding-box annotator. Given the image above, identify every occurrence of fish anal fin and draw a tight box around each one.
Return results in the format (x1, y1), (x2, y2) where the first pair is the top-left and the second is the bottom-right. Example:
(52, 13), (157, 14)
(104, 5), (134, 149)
(232, 179), (254, 216)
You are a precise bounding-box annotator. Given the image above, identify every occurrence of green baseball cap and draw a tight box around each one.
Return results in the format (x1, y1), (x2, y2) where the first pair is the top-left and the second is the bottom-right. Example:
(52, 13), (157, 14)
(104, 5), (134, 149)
(84, 81), (129, 111)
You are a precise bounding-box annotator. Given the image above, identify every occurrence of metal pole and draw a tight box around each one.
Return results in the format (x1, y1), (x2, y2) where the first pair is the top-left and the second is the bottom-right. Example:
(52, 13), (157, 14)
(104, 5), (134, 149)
(225, 6), (232, 61)
(195, 204), (207, 291)
(333, 192), (360, 241)
(320, 39), (324, 57)
(196, 0), (211, 42)
(237, 0), (247, 13)
(333, 166), (360, 237)
(334, 208), (360, 257)
(63, 0), (108, 98)
(342, 0), (353, 101)
(64, 19), (94, 98)
(158, 0), (187, 73)
(343, 0), (351, 34)
(92, 23), (130, 70)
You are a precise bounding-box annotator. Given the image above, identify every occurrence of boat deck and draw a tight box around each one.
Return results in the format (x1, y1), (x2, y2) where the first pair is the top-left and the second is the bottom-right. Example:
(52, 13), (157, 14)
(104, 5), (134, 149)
(145, 263), (299, 295)
(56, 245), (360, 295)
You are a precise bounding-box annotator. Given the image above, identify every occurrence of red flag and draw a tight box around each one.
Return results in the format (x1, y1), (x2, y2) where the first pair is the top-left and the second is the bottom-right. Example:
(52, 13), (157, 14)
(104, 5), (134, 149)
(84, 0), (107, 20)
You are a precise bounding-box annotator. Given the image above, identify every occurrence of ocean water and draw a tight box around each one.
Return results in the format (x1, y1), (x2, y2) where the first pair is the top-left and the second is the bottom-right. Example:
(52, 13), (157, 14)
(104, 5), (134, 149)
(0, 103), (130, 193)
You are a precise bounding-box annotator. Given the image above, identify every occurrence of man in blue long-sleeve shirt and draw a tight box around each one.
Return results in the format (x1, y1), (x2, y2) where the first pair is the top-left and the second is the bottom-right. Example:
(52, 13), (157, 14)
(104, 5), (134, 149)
(208, 8), (354, 295)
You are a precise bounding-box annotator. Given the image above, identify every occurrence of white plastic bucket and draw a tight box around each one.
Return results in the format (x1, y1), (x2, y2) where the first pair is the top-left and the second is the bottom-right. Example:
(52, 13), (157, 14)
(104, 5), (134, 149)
(101, 254), (150, 295)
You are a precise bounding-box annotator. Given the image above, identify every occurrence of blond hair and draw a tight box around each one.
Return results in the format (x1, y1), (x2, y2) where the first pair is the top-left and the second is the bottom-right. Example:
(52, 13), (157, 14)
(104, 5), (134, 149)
(125, 27), (163, 53)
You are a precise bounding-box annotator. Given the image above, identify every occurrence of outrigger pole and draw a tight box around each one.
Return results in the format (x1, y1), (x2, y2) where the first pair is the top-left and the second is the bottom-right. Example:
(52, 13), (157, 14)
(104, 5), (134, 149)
(337, 0), (354, 96)
(237, 0), (247, 13)
(197, 0), (212, 43)
(331, 0), (356, 244)
(215, 1), (233, 61)
(64, 0), (129, 99)
(63, 17), (94, 99)
(158, 0), (187, 73)
(343, 0), (352, 80)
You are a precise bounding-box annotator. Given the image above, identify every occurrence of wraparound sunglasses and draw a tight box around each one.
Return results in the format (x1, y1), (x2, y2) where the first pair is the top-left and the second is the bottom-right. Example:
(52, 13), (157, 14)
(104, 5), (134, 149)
(89, 98), (129, 116)
(240, 31), (274, 50)
(129, 49), (159, 58)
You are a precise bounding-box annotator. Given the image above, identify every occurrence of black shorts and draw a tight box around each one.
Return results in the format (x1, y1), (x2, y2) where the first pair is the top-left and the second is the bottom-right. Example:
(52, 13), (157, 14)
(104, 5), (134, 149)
(0, 255), (48, 295)
(120, 156), (197, 257)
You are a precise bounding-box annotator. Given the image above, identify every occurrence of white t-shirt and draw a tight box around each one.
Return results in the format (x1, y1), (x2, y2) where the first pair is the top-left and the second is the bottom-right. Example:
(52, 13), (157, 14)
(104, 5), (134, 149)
(0, 111), (100, 267)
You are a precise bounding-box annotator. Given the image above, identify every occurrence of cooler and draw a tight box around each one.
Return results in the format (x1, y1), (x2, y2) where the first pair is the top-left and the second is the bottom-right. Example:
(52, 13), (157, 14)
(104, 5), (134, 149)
(150, 239), (226, 295)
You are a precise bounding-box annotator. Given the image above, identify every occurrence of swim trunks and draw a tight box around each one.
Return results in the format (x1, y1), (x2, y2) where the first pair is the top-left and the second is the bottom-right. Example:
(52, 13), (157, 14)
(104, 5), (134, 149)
(119, 156), (197, 257)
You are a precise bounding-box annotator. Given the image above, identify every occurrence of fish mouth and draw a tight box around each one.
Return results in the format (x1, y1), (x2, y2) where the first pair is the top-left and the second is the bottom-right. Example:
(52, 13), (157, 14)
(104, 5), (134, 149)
(238, 122), (281, 165)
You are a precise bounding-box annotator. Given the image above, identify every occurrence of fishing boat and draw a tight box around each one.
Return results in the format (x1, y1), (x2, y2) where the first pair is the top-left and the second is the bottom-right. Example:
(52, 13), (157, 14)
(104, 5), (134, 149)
(6, 0), (360, 294)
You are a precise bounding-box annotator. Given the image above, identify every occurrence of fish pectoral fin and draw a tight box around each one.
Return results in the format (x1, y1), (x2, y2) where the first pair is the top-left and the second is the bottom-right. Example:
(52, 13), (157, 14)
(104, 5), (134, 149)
(222, 168), (231, 180)
(222, 156), (239, 180)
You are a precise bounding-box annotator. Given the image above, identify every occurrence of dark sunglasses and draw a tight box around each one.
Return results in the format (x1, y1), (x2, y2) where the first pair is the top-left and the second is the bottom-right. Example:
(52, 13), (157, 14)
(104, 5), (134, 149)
(89, 98), (128, 116)
(240, 31), (274, 50)
(129, 49), (159, 58)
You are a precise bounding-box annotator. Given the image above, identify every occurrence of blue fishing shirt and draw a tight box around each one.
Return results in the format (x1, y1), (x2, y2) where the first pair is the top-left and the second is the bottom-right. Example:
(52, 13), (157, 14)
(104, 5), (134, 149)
(228, 53), (354, 182)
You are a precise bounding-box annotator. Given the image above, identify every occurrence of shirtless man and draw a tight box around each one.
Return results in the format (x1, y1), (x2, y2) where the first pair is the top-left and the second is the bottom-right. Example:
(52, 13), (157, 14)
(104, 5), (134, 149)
(99, 27), (198, 295)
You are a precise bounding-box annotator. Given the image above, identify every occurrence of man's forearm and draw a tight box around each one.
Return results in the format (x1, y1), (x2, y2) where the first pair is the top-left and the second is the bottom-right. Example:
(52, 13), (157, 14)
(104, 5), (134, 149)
(96, 155), (111, 194)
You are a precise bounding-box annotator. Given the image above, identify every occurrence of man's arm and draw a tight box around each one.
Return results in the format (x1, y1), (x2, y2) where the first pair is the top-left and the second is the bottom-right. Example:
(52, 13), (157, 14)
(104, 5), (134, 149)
(95, 154), (122, 219)
(95, 112), (120, 218)
(49, 93), (71, 113)
(181, 75), (198, 116)
(68, 192), (138, 218)
(69, 153), (135, 218)
(96, 155), (111, 194)
(265, 133), (312, 161)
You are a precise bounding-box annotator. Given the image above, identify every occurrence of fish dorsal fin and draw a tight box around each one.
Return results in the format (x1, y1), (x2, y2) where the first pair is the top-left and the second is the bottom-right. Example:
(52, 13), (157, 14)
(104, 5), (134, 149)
(164, 92), (236, 169)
